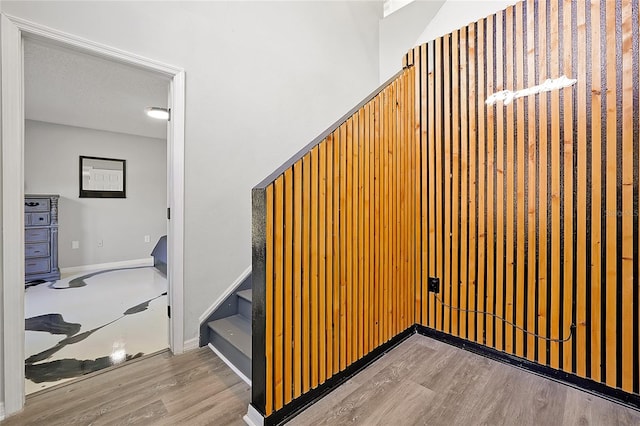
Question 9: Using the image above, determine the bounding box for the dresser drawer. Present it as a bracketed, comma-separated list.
[26, 212, 50, 226]
[25, 228, 49, 243]
[25, 258, 50, 275]
[25, 198, 50, 212]
[25, 242, 50, 258]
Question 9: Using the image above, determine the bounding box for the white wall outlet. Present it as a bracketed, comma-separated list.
[72, 241, 79, 249]
[97, 240, 103, 248]
[144, 235, 150, 243]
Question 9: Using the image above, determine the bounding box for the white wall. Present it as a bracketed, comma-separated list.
[379, 0, 445, 83]
[24, 120, 167, 268]
[379, 0, 518, 83]
[414, 0, 519, 45]
[0, 0, 382, 358]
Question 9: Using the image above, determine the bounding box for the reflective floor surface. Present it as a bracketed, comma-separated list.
[24, 266, 168, 394]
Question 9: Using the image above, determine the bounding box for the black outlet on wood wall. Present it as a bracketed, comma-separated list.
[428, 277, 440, 293]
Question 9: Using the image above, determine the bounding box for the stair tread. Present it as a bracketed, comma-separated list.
[236, 289, 252, 303]
[207, 314, 251, 358]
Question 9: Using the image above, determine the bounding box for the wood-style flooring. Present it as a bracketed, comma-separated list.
[2, 335, 639, 425]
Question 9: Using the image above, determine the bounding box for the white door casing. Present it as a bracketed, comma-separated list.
[0, 13, 186, 417]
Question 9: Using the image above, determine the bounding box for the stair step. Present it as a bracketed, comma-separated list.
[236, 289, 252, 302]
[207, 314, 252, 378]
[237, 289, 252, 319]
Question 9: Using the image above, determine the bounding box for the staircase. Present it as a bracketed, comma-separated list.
[200, 273, 252, 382]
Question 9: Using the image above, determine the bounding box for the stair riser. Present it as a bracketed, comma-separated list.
[209, 328, 252, 378]
[238, 295, 252, 319]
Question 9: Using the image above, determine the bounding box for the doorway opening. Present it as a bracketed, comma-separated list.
[1, 13, 185, 416]
[23, 37, 171, 394]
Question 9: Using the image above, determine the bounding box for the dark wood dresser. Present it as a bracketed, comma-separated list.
[25, 194, 60, 283]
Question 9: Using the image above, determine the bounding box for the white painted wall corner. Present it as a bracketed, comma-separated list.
[243, 403, 264, 426]
[198, 265, 251, 323]
[182, 337, 199, 352]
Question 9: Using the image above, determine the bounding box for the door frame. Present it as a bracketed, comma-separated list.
[1, 13, 186, 416]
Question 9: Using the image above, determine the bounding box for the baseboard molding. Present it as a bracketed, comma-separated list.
[199, 265, 251, 323]
[0, 402, 5, 421]
[208, 343, 252, 386]
[244, 404, 264, 426]
[183, 337, 199, 352]
[60, 257, 153, 275]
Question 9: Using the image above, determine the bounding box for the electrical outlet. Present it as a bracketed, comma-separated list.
[72, 241, 79, 249]
[97, 240, 103, 248]
[428, 277, 440, 293]
[144, 235, 150, 243]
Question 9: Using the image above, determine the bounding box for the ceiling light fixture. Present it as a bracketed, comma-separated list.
[145, 107, 170, 120]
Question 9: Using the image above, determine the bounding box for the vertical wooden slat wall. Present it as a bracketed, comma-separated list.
[411, 0, 640, 398]
[253, 0, 640, 420]
[260, 68, 419, 417]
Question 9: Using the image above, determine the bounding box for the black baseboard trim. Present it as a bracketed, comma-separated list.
[415, 325, 640, 412]
[264, 326, 416, 426]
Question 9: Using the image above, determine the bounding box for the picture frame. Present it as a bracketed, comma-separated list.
[79, 155, 126, 198]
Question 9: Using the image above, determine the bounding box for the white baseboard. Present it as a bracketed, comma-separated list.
[0, 402, 5, 421]
[183, 337, 199, 352]
[198, 265, 251, 323]
[207, 343, 251, 386]
[60, 257, 154, 275]
[243, 404, 264, 426]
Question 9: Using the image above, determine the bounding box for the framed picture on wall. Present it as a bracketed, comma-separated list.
[79, 156, 126, 198]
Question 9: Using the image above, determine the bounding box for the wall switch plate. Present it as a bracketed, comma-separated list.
[72, 241, 79, 249]
[144, 235, 150, 243]
[428, 277, 440, 293]
[97, 240, 103, 248]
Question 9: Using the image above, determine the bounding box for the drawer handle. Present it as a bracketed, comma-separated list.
[38, 217, 44, 221]
[33, 250, 41, 254]
[25, 202, 40, 207]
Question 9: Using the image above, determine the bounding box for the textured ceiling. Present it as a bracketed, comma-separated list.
[24, 39, 169, 140]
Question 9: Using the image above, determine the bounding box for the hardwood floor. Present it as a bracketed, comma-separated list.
[288, 335, 640, 426]
[2, 335, 639, 425]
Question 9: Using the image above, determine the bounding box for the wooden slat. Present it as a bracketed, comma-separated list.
[274, 177, 284, 410]
[604, 0, 617, 388]
[318, 142, 327, 385]
[435, 38, 444, 332]
[325, 135, 334, 379]
[420, 42, 429, 328]
[293, 163, 303, 399]
[451, 30, 460, 338]
[459, 28, 469, 340]
[357, 107, 365, 358]
[575, 0, 588, 379]
[302, 154, 311, 391]
[332, 128, 341, 376]
[443, 34, 452, 336]
[428, 42, 437, 329]
[526, 1, 537, 362]
[563, 0, 576, 375]
[514, 1, 526, 359]
[588, 0, 601, 383]
[621, 0, 634, 393]
[310, 147, 319, 389]
[549, 0, 561, 369]
[485, 14, 495, 349]
[495, 10, 505, 353]
[504, 5, 515, 355]
[537, 0, 549, 364]
[374, 94, 382, 347]
[339, 123, 348, 371]
[283, 169, 294, 404]
[470, 22, 480, 343]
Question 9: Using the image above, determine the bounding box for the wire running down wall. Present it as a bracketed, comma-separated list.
[407, 0, 640, 396]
